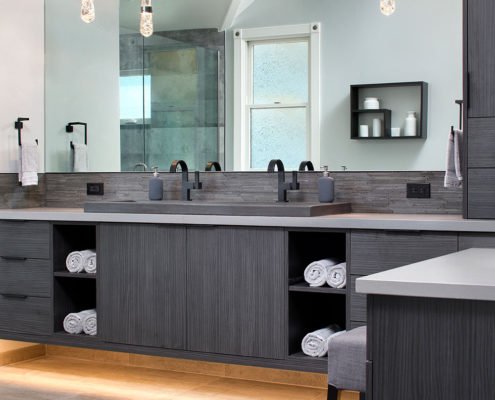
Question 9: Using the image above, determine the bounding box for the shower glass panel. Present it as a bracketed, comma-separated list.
[119, 29, 224, 172]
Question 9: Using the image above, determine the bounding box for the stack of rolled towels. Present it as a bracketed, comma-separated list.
[301, 325, 343, 357]
[66, 249, 97, 274]
[63, 309, 97, 336]
[304, 258, 346, 289]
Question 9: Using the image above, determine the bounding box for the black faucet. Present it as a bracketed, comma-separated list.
[205, 161, 222, 171]
[169, 160, 202, 201]
[267, 159, 300, 202]
[298, 160, 315, 171]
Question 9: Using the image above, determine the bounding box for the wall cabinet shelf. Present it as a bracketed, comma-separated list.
[350, 81, 428, 139]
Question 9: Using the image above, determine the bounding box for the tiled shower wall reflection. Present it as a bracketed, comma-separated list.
[119, 29, 225, 172]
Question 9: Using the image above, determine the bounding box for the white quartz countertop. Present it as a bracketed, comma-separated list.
[356, 248, 495, 301]
[0, 208, 495, 232]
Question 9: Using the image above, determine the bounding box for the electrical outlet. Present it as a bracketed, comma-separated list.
[407, 183, 430, 199]
[87, 183, 104, 196]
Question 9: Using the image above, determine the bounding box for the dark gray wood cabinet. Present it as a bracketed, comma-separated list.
[349, 230, 458, 324]
[459, 232, 495, 249]
[368, 295, 495, 400]
[464, 0, 495, 218]
[466, 0, 495, 118]
[186, 227, 286, 359]
[98, 223, 187, 349]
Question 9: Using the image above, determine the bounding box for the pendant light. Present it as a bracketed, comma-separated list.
[140, 0, 154, 37]
[80, 0, 95, 23]
[380, 0, 396, 16]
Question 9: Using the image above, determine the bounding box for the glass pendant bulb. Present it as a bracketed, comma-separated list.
[140, 0, 154, 38]
[380, 0, 396, 16]
[81, 0, 95, 23]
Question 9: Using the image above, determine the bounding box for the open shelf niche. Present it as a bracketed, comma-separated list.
[52, 223, 98, 337]
[287, 229, 347, 363]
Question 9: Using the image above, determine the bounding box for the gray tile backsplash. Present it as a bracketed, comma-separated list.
[0, 174, 45, 209]
[38, 171, 462, 214]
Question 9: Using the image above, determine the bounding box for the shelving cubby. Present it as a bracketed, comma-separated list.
[52, 223, 98, 337]
[350, 81, 428, 140]
[287, 229, 347, 364]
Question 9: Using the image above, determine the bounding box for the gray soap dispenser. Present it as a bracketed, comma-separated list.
[318, 166, 334, 203]
[149, 167, 163, 201]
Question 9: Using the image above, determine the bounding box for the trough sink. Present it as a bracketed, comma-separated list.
[83, 200, 351, 217]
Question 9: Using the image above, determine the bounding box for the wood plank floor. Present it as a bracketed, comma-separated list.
[0, 356, 331, 400]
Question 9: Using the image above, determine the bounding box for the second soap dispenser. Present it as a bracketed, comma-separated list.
[318, 166, 334, 203]
[149, 167, 163, 201]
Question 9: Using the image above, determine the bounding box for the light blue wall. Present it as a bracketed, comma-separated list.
[226, 0, 462, 171]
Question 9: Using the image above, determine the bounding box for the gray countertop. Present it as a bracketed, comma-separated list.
[356, 248, 495, 301]
[0, 208, 495, 232]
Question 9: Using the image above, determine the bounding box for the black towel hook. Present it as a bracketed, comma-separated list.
[66, 122, 88, 149]
[15, 117, 37, 146]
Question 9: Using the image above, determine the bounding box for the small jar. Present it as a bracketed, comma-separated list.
[363, 97, 380, 110]
[404, 111, 417, 136]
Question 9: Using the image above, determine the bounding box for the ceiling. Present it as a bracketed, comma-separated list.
[119, 0, 237, 32]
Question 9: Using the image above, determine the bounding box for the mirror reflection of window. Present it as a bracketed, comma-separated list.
[249, 39, 309, 170]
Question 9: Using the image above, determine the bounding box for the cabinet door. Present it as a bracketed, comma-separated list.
[467, 119, 495, 168]
[467, 0, 495, 118]
[187, 227, 286, 359]
[99, 223, 186, 349]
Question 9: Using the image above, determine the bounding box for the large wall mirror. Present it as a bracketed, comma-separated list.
[45, 0, 462, 173]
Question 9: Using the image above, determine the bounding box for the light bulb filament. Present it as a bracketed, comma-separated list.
[380, 0, 396, 16]
[81, 0, 95, 23]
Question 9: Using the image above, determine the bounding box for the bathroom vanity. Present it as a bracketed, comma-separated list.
[357, 249, 495, 399]
[0, 209, 494, 373]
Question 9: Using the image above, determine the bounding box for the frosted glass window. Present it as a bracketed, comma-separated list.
[120, 75, 151, 121]
[250, 108, 306, 169]
[252, 41, 308, 105]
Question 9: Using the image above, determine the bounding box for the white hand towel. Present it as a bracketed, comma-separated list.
[84, 252, 97, 274]
[444, 129, 463, 188]
[63, 309, 96, 335]
[326, 262, 347, 289]
[66, 250, 96, 273]
[304, 258, 341, 287]
[301, 325, 342, 357]
[18, 141, 39, 187]
[72, 143, 89, 172]
[82, 310, 97, 336]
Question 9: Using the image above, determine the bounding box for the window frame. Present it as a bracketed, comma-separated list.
[233, 23, 321, 171]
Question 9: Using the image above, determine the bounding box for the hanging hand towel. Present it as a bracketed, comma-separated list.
[72, 143, 89, 172]
[326, 262, 347, 289]
[301, 325, 342, 357]
[304, 258, 341, 287]
[18, 140, 39, 186]
[444, 129, 463, 188]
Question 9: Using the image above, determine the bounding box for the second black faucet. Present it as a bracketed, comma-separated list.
[169, 160, 202, 201]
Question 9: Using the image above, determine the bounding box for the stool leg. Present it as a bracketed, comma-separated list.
[327, 385, 338, 400]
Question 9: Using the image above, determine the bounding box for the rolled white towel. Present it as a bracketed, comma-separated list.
[304, 258, 341, 287]
[63, 309, 96, 335]
[326, 262, 347, 289]
[66, 250, 96, 273]
[84, 252, 97, 274]
[82, 310, 97, 336]
[301, 325, 342, 357]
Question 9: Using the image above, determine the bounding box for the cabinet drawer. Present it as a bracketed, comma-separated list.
[0, 296, 50, 335]
[0, 258, 50, 297]
[0, 221, 50, 259]
[350, 275, 367, 322]
[350, 231, 458, 275]
[467, 169, 495, 219]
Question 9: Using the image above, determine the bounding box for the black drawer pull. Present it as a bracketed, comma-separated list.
[1, 293, 28, 300]
[0, 256, 28, 261]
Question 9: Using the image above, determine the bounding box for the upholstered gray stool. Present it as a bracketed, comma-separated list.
[327, 326, 367, 400]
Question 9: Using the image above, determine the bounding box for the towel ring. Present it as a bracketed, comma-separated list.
[66, 122, 88, 149]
